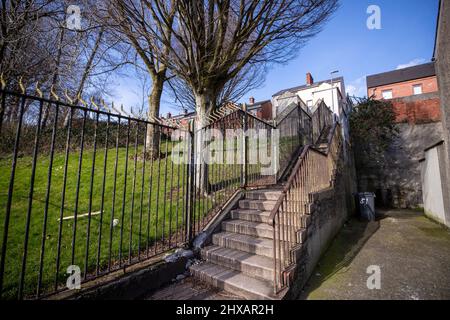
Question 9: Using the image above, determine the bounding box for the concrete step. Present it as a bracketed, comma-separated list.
[231, 209, 271, 224]
[246, 189, 283, 201]
[201, 245, 274, 282]
[190, 262, 279, 300]
[222, 220, 274, 239]
[212, 232, 274, 258]
[272, 214, 312, 229]
[231, 209, 311, 228]
[222, 219, 306, 243]
[277, 202, 315, 215]
[239, 199, 277, 211]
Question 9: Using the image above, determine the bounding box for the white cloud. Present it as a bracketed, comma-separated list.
[346, 76, 367, 98]
[396, 58, 426, 70]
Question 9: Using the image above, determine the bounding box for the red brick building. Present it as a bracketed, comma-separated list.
[247, 97, 273, 121]
[367, 62, 441, 123]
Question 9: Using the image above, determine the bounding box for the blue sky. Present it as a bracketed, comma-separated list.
[111, 0, 440, 116]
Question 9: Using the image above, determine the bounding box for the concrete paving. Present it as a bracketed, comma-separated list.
[145, 277, 240, 300]
[300, 209, 450, 300]
[145, 209, 450, 300]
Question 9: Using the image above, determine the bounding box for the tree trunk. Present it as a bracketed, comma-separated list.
[62, 27, 104, 128]
[0, 0, 8, 67]
[193, 90, 217, 194]
[146, 74, 164, 159]
[42, 26, 65, 130]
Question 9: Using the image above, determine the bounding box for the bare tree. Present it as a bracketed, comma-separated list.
[0, 0, 62, 123]
[167, 62, 267, 112]
[61, 24, 107, 127]
[129, 0, 338, 191]
[0, 0, 129, 127]
[106, 0, 177, 158]
[131, 0, 339, 127]
[0, 0, 60, 76]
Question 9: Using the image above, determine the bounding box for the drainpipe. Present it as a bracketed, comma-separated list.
[330, 70, 339, 115]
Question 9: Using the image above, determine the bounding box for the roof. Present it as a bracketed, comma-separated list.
[171, 111, 196, 119]
[366, 62, 436, 88]
[248, 100, 271, 110]
[272, 76, 344, 97]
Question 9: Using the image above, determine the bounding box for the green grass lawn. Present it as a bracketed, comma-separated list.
[0, 130, 282, 299]
[0, 139, 198, 299]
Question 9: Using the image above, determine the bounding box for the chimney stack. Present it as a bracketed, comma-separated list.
[166, 112, 172, 119]
[249, 97, 255, 105]
[306, 72, 314, 86]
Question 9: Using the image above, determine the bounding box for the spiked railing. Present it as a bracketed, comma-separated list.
[312, 99, 334, 143]
[269, 122, 342, 293]
[0, 78, 191, 299]
[274, 100, 312, 181]
[190, 106, 277, 235]
[0, 74, 341, 299]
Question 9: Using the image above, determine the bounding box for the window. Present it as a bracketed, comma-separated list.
[306, 100, 313, 108]
[382, 90, 393, 100]
[413, 84, 422, 95]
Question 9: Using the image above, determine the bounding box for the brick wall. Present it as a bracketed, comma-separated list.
[391, 92, 441, 124]
[251, 101, 273, 120]
[261, 101, 273, 120]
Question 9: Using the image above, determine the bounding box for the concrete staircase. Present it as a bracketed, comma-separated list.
[190, 188, 297, 300]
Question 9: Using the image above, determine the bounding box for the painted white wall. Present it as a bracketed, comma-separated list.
[272, 79, 352, 147]
[421, 146, 447, 225]
[272, 79, 346, 117]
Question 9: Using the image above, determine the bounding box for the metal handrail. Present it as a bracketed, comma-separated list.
[268, 146, 327, 225]
[275, 101, 311, 126]
[270, 121, 341, 293]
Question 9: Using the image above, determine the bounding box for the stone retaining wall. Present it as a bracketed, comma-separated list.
[356, 122, 444, 209]
[284, 150, 356, 299]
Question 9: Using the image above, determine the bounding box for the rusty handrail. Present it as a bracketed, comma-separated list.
[269, 123, 338, 226]
[269, 146, 312, 225]
[270, 120, 342, 293]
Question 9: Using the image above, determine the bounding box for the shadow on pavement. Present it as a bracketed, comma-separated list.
[299, 213, 381, 299]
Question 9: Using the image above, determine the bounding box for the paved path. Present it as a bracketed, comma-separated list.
[300, 210, 450, 300]
[145, 277, 240, 300]
[145, 209, 450, 300]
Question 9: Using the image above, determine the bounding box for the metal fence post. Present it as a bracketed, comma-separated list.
[241, 104, 248, 187]
[185, 120, 196, 243]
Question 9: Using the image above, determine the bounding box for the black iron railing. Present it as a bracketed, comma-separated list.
[270, 122, 342, 293]
[0, 87, 336, 299]
[275, 100, 312, 181]
[0, 89, 190, 299]
[191, 107, 278, 235]
[312, 99, 334, 143]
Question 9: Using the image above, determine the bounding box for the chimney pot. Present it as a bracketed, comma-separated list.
[167, 112, 172, 119]
[249, 97, 255, 105]
[306, 73, 314, 86]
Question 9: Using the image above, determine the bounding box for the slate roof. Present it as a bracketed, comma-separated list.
[248, 100, 271, 110]
[272, 77, 344, 97]
[171, 111, 196, 119]
[366, 62, 436, 88]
